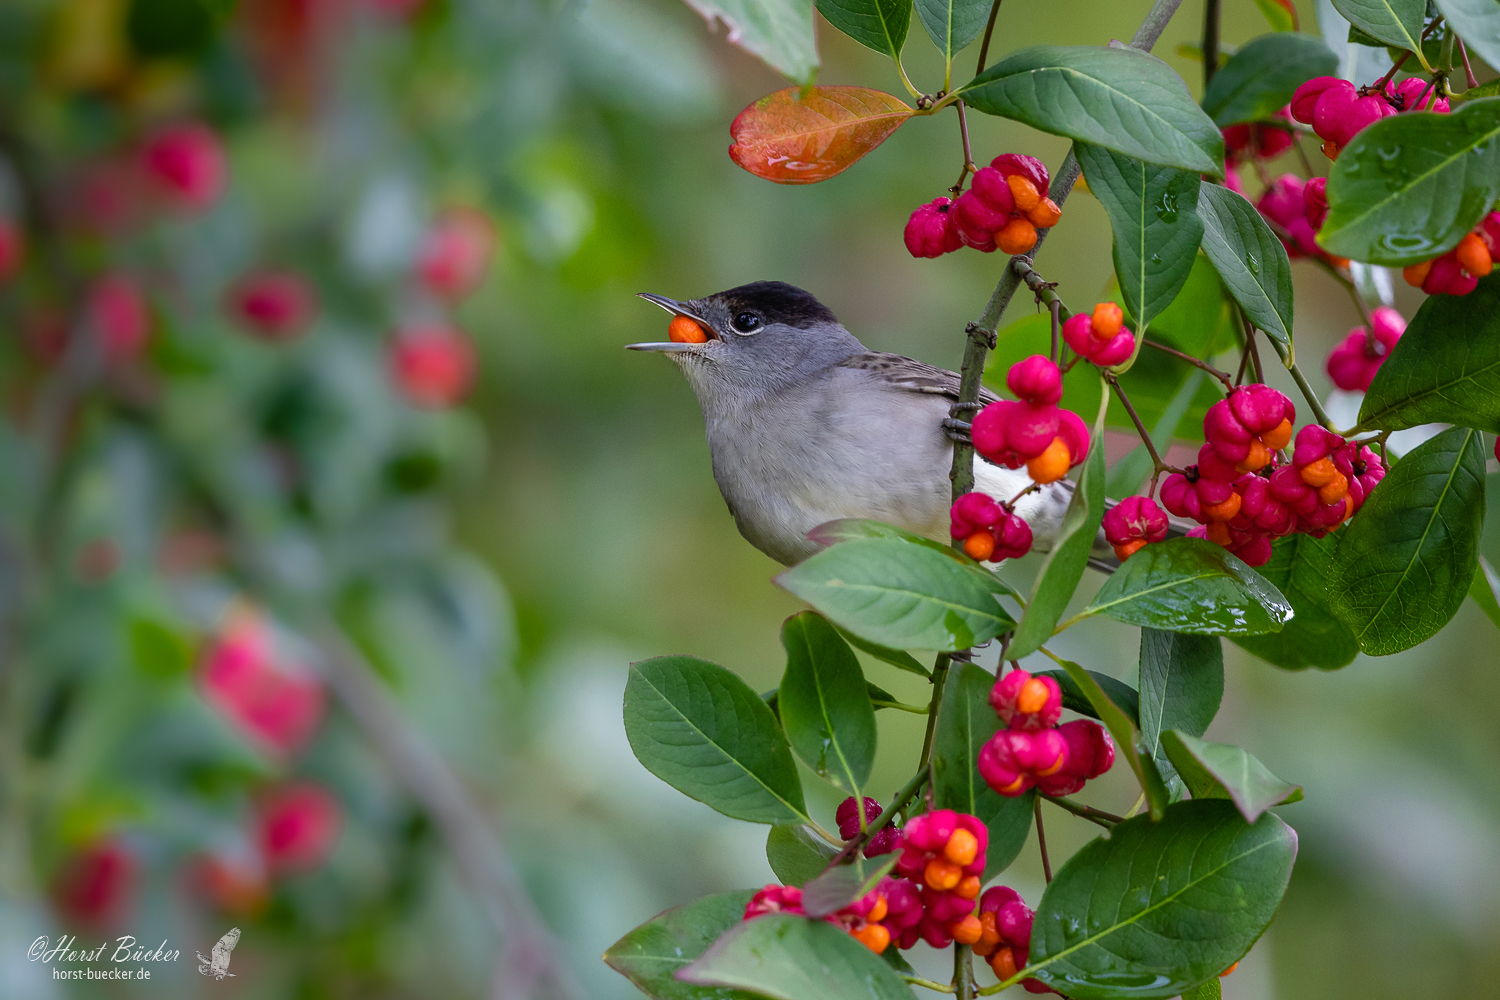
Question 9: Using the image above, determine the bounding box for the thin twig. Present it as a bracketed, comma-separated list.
[826, 765, 931, 867]
[1201, 0, 1220, 88]
[1105, 373, 1177, 477]
[1034, 797, 1053, 882]
[1458, 38, 1479, 89]
[1048, 297, 1061, 364]
[1372, 49, 1412, 93]
[1240, 315, 1264, 384]
[956, 943, 975, 1000]
[906, 976, 958, 993]
[975, 0, 1004, 75]
[950, 102, 978, 194]
[1142, 339, 1234, 390]
[1042, 794, 1124, 827]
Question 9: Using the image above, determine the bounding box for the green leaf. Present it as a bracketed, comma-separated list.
[961, 46, 1224, 176]
[1252, 0, 1297, 31]
[1230, 533, 1360, 670]
[779, 612, 877, 793]
[932, 662, 1036, 879]
[1034, 668, 1141, 726]
[1026, 800, 1298, 999]
[1076, 537, 1293, 635]
[801, 856, 897, 917]
[625, 657, 809, 824]
[1331, 0, 1426, 53]
[1147, 255, 1242, 360]
[604, 890, 761, 1000]
[816, 0, 910, 59]
[767, 825, 837, 887]
[1008, 383, 1110, 660]
[1460, 77, 1500, 100]
[1201, 33, 1338, 125]
[1107, 370, 1206, 497]
[1196, 181, 1295, 350]
[776, 538, 1016, 652]
[679, 913, 916, 999]
[683, 0, 819, 84]
[1074, 143, 1204, 331]
[128, 616, 194, 677]
[840, 629, 932, 678]
[1439, 0, 1500, 71]
[912, 0, 989, 62]
[1358, 274, 1500, 433]
[1161, 730, 1303, 823]
[1053, 656, 1171, 821]
[1138, 629, 1223, 792]
[1320, 99, 1500, 265]
[809, 518, 1021, 600]
[1329, 426, 1487, 654]
[1469, 555, 1500, 631]
[1183, 977, 1224, 1000]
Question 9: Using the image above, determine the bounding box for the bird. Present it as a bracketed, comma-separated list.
[197, 927, 240, 980]
[628, 280, 1082, 567]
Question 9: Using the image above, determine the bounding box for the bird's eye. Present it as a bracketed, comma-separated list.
[732, 312, 762, 333]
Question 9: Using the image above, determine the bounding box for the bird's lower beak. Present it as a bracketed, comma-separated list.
[628, 292, 717, 352]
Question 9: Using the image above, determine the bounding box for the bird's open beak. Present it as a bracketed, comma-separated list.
[627, 293, 717, 352]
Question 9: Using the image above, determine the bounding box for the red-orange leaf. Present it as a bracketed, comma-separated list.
[729, 86, 916, 184]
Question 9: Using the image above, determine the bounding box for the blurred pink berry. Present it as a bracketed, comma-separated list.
[1326, 306, 1405, 391]
[226, 270, 317, 341]
[258, 782, 342, 874]
[199, 612, 326, 758]
[416, 207, 496, 299]
[141, 122, 227, 211]
[85, 274, 151, 361]
[390, 325, 477, 407]
[53, 838, 136, 927]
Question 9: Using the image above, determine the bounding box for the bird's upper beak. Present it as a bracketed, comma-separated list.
[627, 293, 717, 352]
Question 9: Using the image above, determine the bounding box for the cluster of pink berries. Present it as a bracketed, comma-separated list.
[978, 670, 1115, 798]
[1402, 212, 1500, 297]
[972, 356, 1091, 485]
[1325, 306, 1406, 392]
[905, 155, 1062, 259]
[1291, 76, 1449, 160]
[950, 492, 1034, 563]
[1062, 302, 1137, 367]
[1223, 109, 1294, 164]
[1144, 385, 1385, 566]
[1255, 174, 1345, 264]
[1102, 496, 1170, 562]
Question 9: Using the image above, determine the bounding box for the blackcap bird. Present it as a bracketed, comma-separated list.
[627, 281, 1078, 566]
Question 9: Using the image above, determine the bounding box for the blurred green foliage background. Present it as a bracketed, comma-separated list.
[1, 0, 1498, 997]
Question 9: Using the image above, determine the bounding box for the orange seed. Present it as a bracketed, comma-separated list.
[950, 914, 983, 946]
[1091, 302, 1124, 337]
[1026, 436, 1071, 484]
[944, 828, 980, 867]
[853, 923, 891, 954]
[1016, 677, 1051, 714]
[1456, 232, 1494, 277]
[1006, 175, 1041, 212]
[1261, 418, 1293, 451]
[1403, 260, 1433, 288]
[964, 530, 996, 562]
[924, 857, 962, 891]
[996, 218, 1038, 255]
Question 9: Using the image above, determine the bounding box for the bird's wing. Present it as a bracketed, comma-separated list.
[836, 352, 1000, 405]
[212, 928, 240, 967]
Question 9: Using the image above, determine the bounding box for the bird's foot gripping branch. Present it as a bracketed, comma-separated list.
[608, 0, 1500, 996]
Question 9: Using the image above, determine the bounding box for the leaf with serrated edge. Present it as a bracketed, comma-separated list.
[1074, 143, 1203, 331]
[1196, 181, 1294, 350]
[1331, 0, 1426, 53]
[680, 913, 916, 999]
[961, 46, 1224, 176]
[1231, 533, 1359, 670]
[1008, 382, 1110, 659]
[604, 890, 760, 1000]
[816, 0, 911, 59]
[682, 0, 818, 83]
[1077, 537, 1292, 635]
[767, 825, 836, 887]
[779, 612, 877, 793]
[1358, 273, 1500, 433]
[1329, 426, 1486, 654]
[932, 662, 1035, 879]
[625, 657, 809, 824]
[1162, 730, 1302, 823]
[1025, 800, 1297, 999]
[729, 87, 915, 184]
[776, 537, 1016, 652]
[1052, 655, 1170, 821]
[1320, 100, 1500, 266]
[1201, 33, 1337, 125]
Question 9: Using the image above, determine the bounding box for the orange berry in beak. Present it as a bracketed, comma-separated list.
[668, 315, 708, 343]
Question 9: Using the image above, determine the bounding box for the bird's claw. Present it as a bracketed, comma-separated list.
[942, 417, 973, 444]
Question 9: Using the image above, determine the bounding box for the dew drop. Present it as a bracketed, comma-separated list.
[1246, 253, 1259, 275]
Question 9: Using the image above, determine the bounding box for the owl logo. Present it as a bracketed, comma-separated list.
[197, 927, 240, 980]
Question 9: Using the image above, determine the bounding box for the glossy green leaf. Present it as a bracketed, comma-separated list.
[1201, 33, 1338, 125]
[1331, 0, 1426, 53]
[1138, 629, 1223, 793]
[961, 46, 1224, 176]
[1026, 800, 1297, 999]
[625, 657, 809, 824]
[1162, 730, 1303, 823]
[801, 856, 897, 917]
[604, 890, 761, 1000]
[1076, 538, 1292, 635]
[1438, 0, 1500, 71]
[913, 0, 989, 62]
[839, 628, 932, 678]
[932, 662, 1036, 879]
[1008, 384, 1109, 660]
[1183, 977, 1224, 1000]
[1231, 533, 1360, 670]
[816, 0, 910, 59]
[1054, 656, 1170, 821]
[808, 518, 1021, 599]
[1252, 0, 1297, 31]
[767, 825, 837, 887]
[1320, 100, 1500, 265]
[1034, 668, 1141, 726]
[1196, 181, 1295, 349]
[1329, 427, 1487, 654]
[683, 0, 819, 84]
[1147, 256, 1242, 360]
[1469, 556, 1500, 631]
[1358, 274, 1500, 433]
[1074, 143, 1203, 331]
[779, 612, 877, 793]
[680, 913, 916, 999]
[777, 538, 1016, 652]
